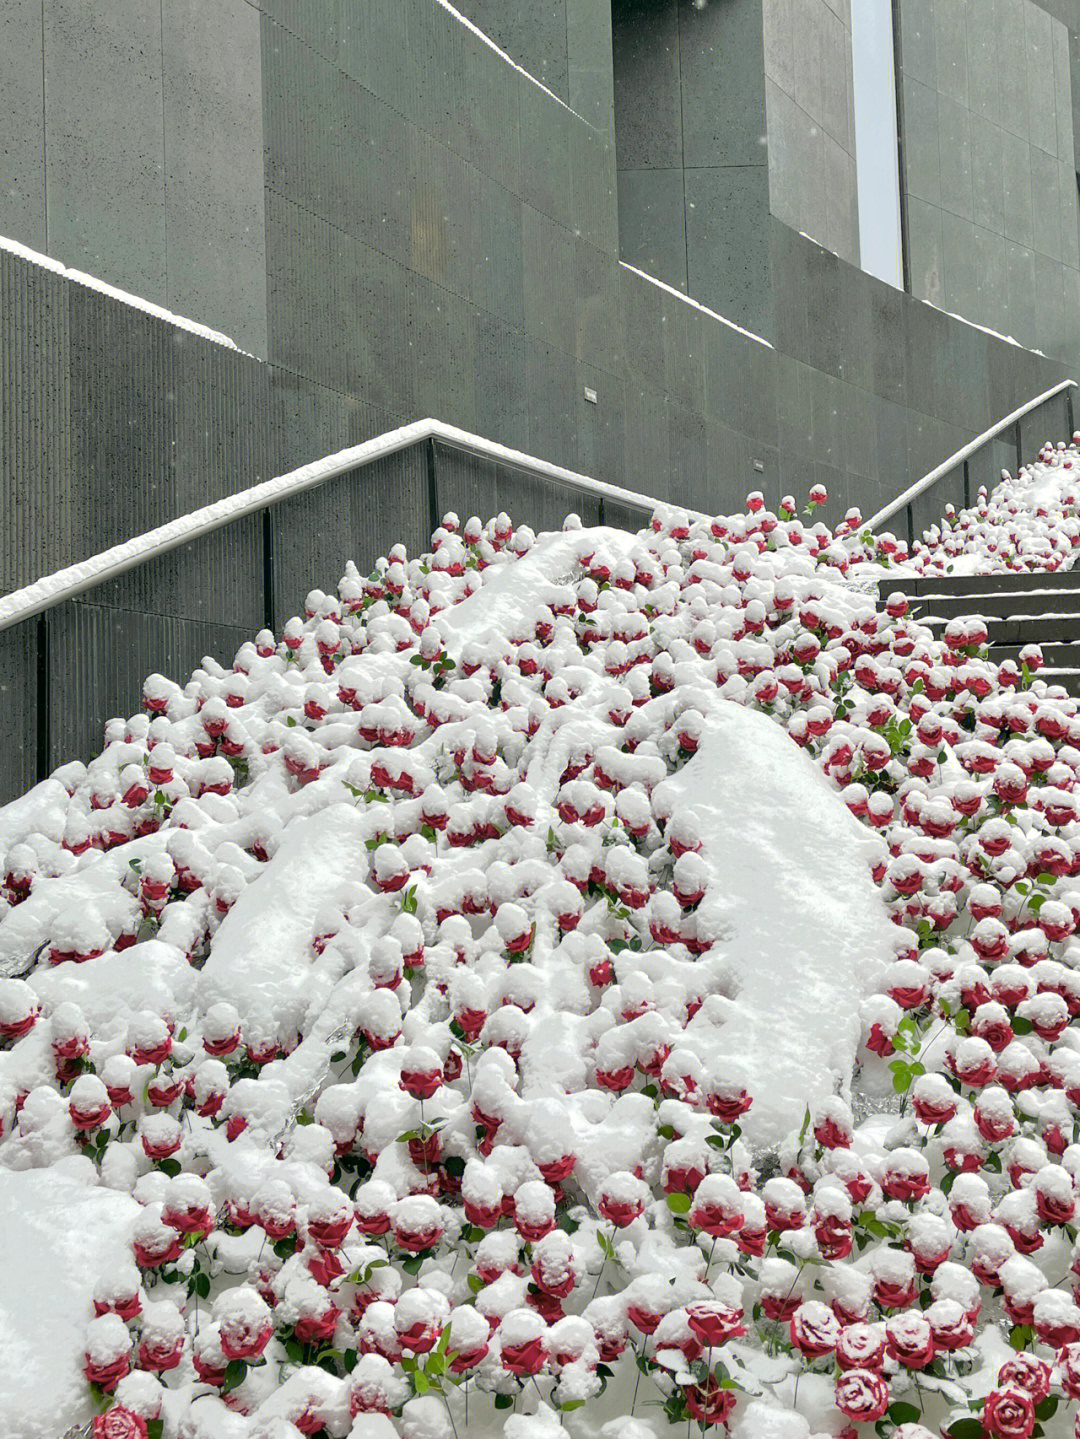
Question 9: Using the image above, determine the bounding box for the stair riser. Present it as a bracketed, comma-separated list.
[910, 591, 1080, 621]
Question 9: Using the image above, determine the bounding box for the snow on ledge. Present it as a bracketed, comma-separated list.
[620, 263, 774, 349]
[434, 0, 586, 121]
[0, 233, 241, 352]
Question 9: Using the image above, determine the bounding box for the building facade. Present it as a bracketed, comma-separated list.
[0, 0, 1078, 792]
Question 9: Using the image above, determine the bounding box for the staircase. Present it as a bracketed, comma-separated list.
[897, 569, 1080, 696]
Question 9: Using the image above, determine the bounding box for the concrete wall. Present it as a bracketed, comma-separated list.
[2, 0, 1079, 801]
[898, 0, 1080, 362]
[611, 0, 772, 337]
[0, 0, 268, 355]
[763, 0, 860, 266]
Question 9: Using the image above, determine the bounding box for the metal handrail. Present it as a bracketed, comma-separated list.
[0, 419, 697, 637]
[864, 378, 1078, 546]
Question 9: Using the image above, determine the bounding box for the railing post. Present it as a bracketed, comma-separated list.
[1015, 419, 1023, 473]
[1067, 386, 1075, 442]
[598, 497, 606, 527]
[35, 612, 50, 781]
[426, 438, 440, 544]
[262, 508, 276, 633]
[962, 458, 970, 510]
[906, 502, 915, 552]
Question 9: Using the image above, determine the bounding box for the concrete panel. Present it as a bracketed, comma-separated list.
[970, 224, 1008, 331]
[525, 337, 579, 471]
[679, 0, 767, 169]
[964, 0, 999, 124]
[683, 166, 772, 340]
[573, 240, 622, 375]
[333, 0, 407, 111]
[610, 0, 682, 169]
[996, 0, 1029, 140]
[937, 93, 974, 223]
[940, 206, 979, 328]
[1031, 146, 1062, 261]
[1052, 18, 1074, 169]
[449, 0, 569, 103]
[473, 173, 525, 329]
[762, 0, 796, 95]
[522, 204, 575, 347]
[1060, 164, 1080, 271]
[0, 0, 46, 249]
[459, 28, 522, 197]
[1001, 130, 1035, 248]
[407, 126, 478, 305]
[48, 601, 250, 769]
[901, 77, 942, 209]
[405, 275, 478, 432]
[933, 0, 969, 108]
[1025, 2, 1058, 156]
[475, 312, 529, 450]
[615, 169, 688, 293]
[822, 134, 858, 265]
[566, 0, 615, 137]
[898, 0, 937, 88]
[971, 119, 1005, 236]
[43, 0, 166, 298]
[1034, 248, 1066, 357]
[162, 0, 267, 355]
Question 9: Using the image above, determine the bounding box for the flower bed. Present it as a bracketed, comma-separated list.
[3, 444, 1080, 1438]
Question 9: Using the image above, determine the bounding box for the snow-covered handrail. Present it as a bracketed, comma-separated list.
[864, 378, 1077, 538]
[0, 419, 693, 635]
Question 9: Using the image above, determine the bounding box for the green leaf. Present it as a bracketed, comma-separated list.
[494, 1393, 515, 1409]
[560, 1400, 586, 1412]
[945, 1421, 985, 1439]
[467, 1273, 486, 1294]
[1035, 1396, 1058, 1421]
[666, 1191, 692, 1214]
[1012, 1016, 1033, 1035]
[889, 1401, 922, 1424]
[158, 1158, 181, 1178]
[412, 1369, 431, 1394]
[222, 1359, 247, 1393]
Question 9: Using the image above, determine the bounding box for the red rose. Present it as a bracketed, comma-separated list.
[684, 1380, 737, 1426]
[836, 1323, 885, 1371]
[998, 1353, 1051, 1402]
[501, 1335, 547, 1376]
[137, 1333, 184, 1372]
[982, 1386, 1035, 1439]
[93, 1412, 148, 1439]
[686, 1301, 746, 1348]
[885, 1313, 935, 1369]
[84, 1351, 130, 1392]
[834, 1368, 890, 1423]
[789, 1302, 840, 1358]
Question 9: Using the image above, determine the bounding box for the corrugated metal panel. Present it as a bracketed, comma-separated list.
[0, 618, 37, 803]
[0, 249, 71, 592]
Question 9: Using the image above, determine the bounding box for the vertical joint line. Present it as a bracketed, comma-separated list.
[36, 613, 50, 782]
[906, 502, 914, 553]
[160, 0, 168, 305]
[890, 0, 911, 294]
[426, 439, 441, 546]
[263, 507, 275, 632]
[41, 0, 48, 250]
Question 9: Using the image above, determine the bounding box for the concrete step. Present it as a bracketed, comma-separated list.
[895, 567, 1080, 598]
[920, 615, 1080, 645]
[991, 642, 1080, 670]
[909, 589, 1080, 622]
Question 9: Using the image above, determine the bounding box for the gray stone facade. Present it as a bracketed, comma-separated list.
[1, 0, 1079, 799]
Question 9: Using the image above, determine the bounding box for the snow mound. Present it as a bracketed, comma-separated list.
[0, 1164, 138, 1436]
[654, 702, 893, 1147]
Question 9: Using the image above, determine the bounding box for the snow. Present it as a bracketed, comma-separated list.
[198, 803, 369, 1039]
[0, 232, 240, 351]
[0, 1164, 139, 1436]
[653, 700, 895, 1148]
[619, 262, 774, 349]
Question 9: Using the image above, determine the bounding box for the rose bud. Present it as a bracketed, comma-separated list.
[688, 1173, 745, 1238]
[138, 1113, 182, 1163]
[687, 1300, 747, 1348]
[926, 1298, 974, 1352]
[885, 1311, 935, 1369]
[997, 1352, 1051, 1403]
[84, 1313, 132, 1392]
[304, 1188, 354, 1249]
[789, 1300, 840, 1358]
[834, 1368, 890, 1425]
[215, 1285, 274, 1362]
[836, 1322, 886, 1371]
[69, 1074, 112, 1133]
[131, 1205, 183, 1269]
[93, 1411, 148, 1439]
[513, 1180, 556, 1242]
[201, 1001, 242, 1057]
[399, 1045, 443, 1100]
[0, 978, 39, 1041]
[191, 1323, 229, 1387]
[445, 1308, 491, 1374]
[391, 1194, 444, 1253]
[135, 1301, 185, 1373]
[498, 1309, 548, 1376]
[126, 1010, 172, 1066]
[161, 1174, 214, 1236]
[597, 1171, 648, 1228]
[981, 1386, 1035, 1439]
